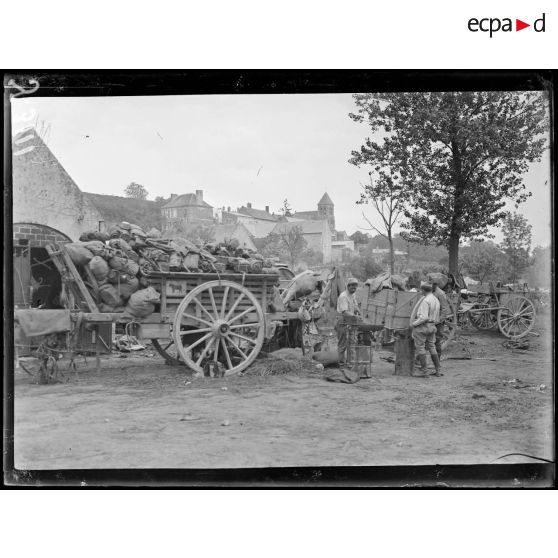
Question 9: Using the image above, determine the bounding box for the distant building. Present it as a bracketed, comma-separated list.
[161, 190, 214, 232]
[270, 220, 332, 263]
[331, 240, 355, 262]
[212, 223, 257, 252]
[292, 192, 335, 232]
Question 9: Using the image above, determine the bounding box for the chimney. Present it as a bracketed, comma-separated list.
[195, 189, 203, 204]
[170, 193, 177, 200]
[265, 205, 269, 213]
[227, 206, 231, 212]
[247, 202, 252, 209]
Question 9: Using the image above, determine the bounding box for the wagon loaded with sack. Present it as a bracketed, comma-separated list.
[356, 273, 458, 350]
[16, 225, 300, 378]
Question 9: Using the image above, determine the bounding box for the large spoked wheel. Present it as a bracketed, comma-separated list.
[467, 297, 498, 331]
[152, 337, 183, 366]
[497, 295, 536, 339]
[172, 280, 265, 376]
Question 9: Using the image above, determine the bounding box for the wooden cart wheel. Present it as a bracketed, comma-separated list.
[468, 303, 498, 331]
[152, 337, 183, 366]
[497, 295, 536, 339]
[172, 280, 265, 376]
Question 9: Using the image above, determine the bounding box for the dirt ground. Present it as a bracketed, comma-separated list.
[13, 314, 554, 470]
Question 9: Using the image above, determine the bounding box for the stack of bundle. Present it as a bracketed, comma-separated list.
[63, 222, 284, 316]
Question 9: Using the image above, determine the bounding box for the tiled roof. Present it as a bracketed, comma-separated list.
[162, 193, 212, 209]
[292, 210, 320, 220]
[318, 192, 334, 206]
[271, 220, 327, 235]
[236, 206, 280, 221]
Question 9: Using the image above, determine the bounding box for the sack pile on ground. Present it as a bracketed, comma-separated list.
[69, 221, 285, 317]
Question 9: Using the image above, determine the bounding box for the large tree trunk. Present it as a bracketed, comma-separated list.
[448, 234, 460, 276]
[388, 232, 395, 274]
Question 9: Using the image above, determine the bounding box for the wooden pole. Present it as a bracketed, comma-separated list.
[394, 327, 415, 376]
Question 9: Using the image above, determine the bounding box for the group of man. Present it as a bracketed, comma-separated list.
[336, 277, 451, 378]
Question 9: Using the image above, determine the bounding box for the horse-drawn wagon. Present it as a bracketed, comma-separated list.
[458, 282, 537, 339]
[15, 242, 300, 380]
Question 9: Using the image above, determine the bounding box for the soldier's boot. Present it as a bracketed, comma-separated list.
[413, 354, 429, 378]
[430, 353, 443, 376]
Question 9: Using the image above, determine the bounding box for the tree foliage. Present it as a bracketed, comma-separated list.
[528, 246, 551, 289]
[357, 172, 406, 273]
[349, 92, 548, 274]
[124, 182, 149, 200]
[460, 241, 506, 284]
[349, 231, 371, 245]
[280, 199, 293, 217]
[500, 212, 532, 283]
[261, 225, 307, 267]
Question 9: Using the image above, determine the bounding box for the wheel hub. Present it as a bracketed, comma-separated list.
[212, 319, 230, 337]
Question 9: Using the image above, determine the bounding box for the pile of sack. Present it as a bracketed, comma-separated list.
[65, 221, 285, 317]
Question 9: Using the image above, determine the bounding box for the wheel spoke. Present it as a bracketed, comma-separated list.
[221, 286, 230, 318]
[228, 322, 260, 330]
[182, 313, 213, 328]
[224, 293, 245, 321]
[225, 334, 248, 360]
[221, 338, 233, 369]
[208, 287, 219, 319]
[196, 337, 216, 366]
[186, 331, 213, 352]
[229, 331, 257, 345]
[179, 327, 213, 336]
[192, 296, 215, 323]
[213, 338, 220, 362]
[228, 306, 257, 325]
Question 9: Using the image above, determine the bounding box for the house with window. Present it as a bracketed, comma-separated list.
[161, 190, 214, 232]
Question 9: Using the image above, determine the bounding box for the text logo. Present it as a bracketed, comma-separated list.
[468, 13, 545, 37]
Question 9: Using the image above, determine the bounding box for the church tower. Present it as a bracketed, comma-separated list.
[317, 192, 335, 231]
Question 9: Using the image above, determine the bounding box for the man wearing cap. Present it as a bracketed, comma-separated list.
[431, 278, 451, 364]
[410, 281, 441, 377]
[336, 277, 361, 366]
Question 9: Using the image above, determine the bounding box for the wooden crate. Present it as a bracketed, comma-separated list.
[361, 288, 422, 330]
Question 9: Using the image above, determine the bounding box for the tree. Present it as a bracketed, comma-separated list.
[154, 195, 166, 205]
[461, 241, 506, 284]
[124, 182, 148, 200]
[261, 225, 307, 267]
[280, 199, 293, 217]
[356, 172, 406, 274]
[349, 231, 370, 245]
[528, 246, 551, 289]
[349, 92, 548, 275]
[500, 212, 532, 283]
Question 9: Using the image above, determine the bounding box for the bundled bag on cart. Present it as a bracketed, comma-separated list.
[88, 256, 110, 282]
[427, 272, 449, 290]
[99, 283, 123, 307]
[116, 276, 139, 301]
[64, 243, 94, 266]
[108, 255, 139, 277]
[124, 286, 161, 318]
[83, 241, 108, 257]
[79, 230, 110, 242]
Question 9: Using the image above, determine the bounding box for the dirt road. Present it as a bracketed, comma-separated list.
[14, 319, 553, 470]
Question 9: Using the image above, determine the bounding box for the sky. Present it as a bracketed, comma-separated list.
[12, 93, 552, 247]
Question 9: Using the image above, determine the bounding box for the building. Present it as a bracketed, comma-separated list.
[212, 223, 257, 252]
[331, 240, 355, 262]
[270, 220, 332, 263]
[161, 190, 214, 232]
[12, 127, 106, 308]
[12, 128, 105, 244]
[292, 192, 335, 232]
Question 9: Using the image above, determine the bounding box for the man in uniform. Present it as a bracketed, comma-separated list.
[336, 277, 361, 365]
[431, 277, 451, 367]
[410, 281, 441, 377]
